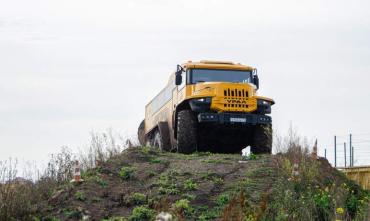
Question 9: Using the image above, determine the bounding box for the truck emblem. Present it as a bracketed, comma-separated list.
[226, 99, 247, 104]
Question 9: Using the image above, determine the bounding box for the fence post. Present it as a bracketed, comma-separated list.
[344, 142, 347, 168]
[352, 146, 354, 166]
[334, 136, 337, 167]
[349, 134, 352, 166]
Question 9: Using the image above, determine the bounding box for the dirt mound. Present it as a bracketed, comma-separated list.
[36, 147, 369, 221]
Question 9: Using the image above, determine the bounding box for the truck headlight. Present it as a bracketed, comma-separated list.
[257, 100, 270, 105]
[257, 99, 271, 114]
[196, 97, 211, 103]
[189, 97, 212, 112]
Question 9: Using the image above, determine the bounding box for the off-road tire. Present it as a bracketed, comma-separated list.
[177, 110, 197, 153]
[251, 124, 272, 154]
[137, 120, 146, 146]
[152, 130, 164, 150]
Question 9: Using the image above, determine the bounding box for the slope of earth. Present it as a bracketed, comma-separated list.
[36, 147, 369, 221]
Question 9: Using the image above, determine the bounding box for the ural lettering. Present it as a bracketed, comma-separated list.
[226, 99, 247, 104]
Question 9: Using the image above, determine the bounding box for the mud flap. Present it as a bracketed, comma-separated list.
[158, 122, 172, 151]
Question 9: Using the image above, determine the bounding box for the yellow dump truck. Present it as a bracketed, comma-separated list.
[138, 60, 275, 154]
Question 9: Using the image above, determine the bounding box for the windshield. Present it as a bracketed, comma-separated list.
[189, 69, 252, 84]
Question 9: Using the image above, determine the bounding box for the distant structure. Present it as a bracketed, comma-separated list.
[70, 160, 84, 183]
[311, 139, 318, 159]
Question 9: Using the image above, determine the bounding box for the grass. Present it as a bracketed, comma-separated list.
[74, 191, 86, 201]
[119, 166, 135, 180]
[200, 171, 224, 185]
[196, 206, 220, 221]
[128, 206, 155, 221]
[149, 158, 162, 164]
[201, 158, 225, 164]
[212, 177, 224, 185]
[62, 208, 81, 219]
[216, 193, 230, 207]
[184, 179, 198, 191]
[173, 199, 191, 216]
[182, 193, 196, 201]
[95, 175, 108, 188]
[131, 193, 147, 205]
[156, 174, 180, 195]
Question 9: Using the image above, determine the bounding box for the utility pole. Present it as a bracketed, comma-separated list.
[352, 145, 354, 167]
[344, 142, 347, 168]
[324, 148, 327, 159]
[349, 134, 352, 167]
[334, 135, 337, 167]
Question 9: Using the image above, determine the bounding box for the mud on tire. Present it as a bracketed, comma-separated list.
[251, 124, 272, 154]
[177, 110, 197, 153]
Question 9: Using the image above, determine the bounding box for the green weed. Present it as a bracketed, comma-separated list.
[95, 175, 108, 188]
[184, 179, 198, 191]
[131, 193, 146, 205]
[212, 177, 224, 185]
[119, 166, 135, 180]
[216, 193, 230, 207]
[173, 199, 190, 212]
[74, 191, 86, 201]
[81, 169, 97, 179]
[183, 193, 196, 201]
[149, 158, 162, 164]
[62, 208, 81, 219]
[128, 206, 155, 221]
[156, 175, 179, 195]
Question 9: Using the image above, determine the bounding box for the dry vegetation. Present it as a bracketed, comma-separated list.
[0, 128, 369, 221]
[0, 130, 136, 221]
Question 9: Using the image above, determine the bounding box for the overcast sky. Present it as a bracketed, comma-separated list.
[1, 0, 370, 167]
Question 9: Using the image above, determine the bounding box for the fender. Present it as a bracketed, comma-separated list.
[173, 101, 191, 139]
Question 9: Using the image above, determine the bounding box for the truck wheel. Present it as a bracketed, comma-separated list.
[251, 124, 272, 154]
[177, 110, 197, 153]
[152, 130, 164, 150]
[137, 120, 146, 146]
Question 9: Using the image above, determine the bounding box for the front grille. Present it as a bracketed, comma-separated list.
[222, 88, 249, 109]
[210, 86, 256, 112]
[223, 88, 248, 98]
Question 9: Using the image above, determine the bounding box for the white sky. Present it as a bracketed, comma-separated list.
[1, 0, 370, 167]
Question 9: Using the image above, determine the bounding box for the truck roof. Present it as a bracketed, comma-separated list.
[183, 60, 254, 71]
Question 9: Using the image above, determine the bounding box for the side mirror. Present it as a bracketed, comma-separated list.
[253, 75, 259, 89]
[175, 65, 183, 86]
[175, 72, 182, 85]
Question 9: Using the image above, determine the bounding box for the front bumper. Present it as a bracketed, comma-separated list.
[198, 112, 271, 125]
